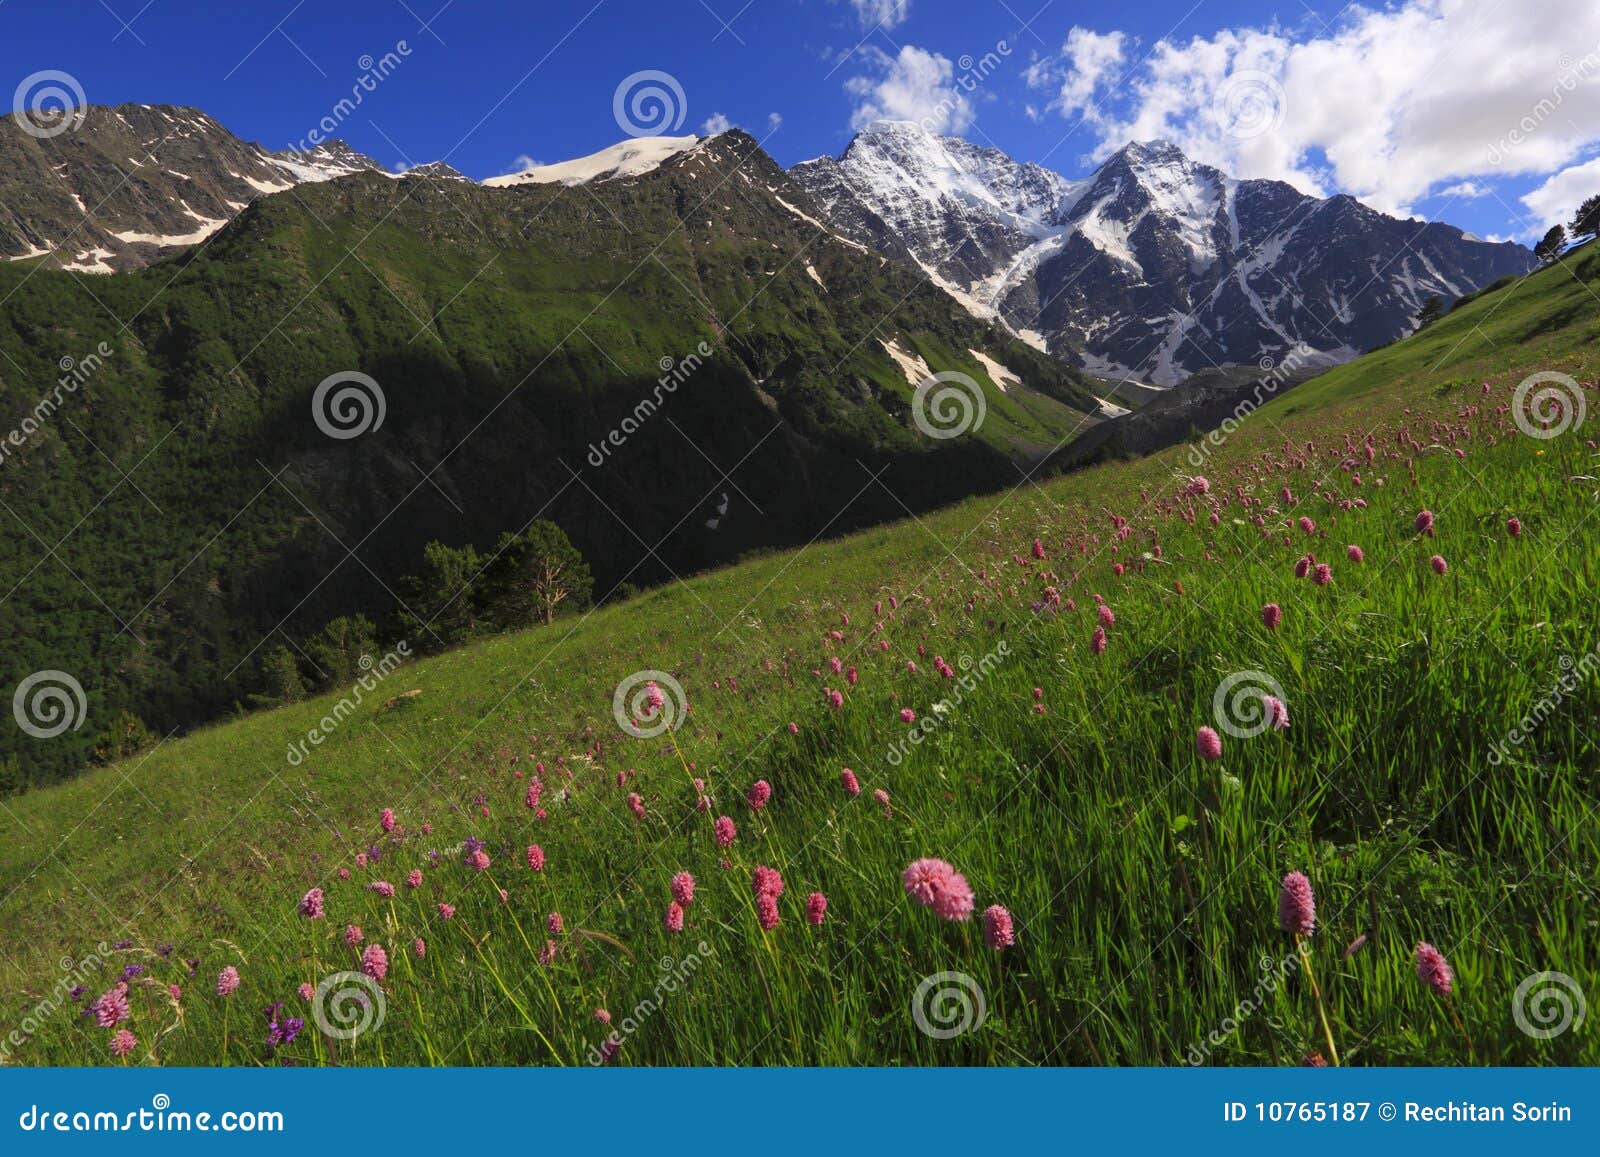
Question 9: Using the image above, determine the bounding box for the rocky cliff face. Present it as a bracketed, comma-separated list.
[792, 122, 1537, 384]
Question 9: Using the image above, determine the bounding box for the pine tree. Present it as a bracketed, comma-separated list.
[397, 540, 483, 651]
[1570, 195, 1600, 241]
[481, 521, 594, 627]
[1414, 295, 1446, 330]
[1535, 224, 1567, 264]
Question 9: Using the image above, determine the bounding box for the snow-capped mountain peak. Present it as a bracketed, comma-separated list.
[482, 135, 703, 188]
[790, 132, 1534, 384]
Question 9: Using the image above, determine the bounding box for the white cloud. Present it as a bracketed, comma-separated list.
[1436, 181, 1490, 199]
[702, 112, 733, 135]
[849, 0, 910, 31]
[1029, 1, 1600, 218]
[1522, 155, 1600, 231]
[846, 44, 973, 134]
[768, 111, 784, 132]
[506, 154, 541, 174]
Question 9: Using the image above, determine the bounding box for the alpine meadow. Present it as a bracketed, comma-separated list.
[1, 0, 1598, 1078]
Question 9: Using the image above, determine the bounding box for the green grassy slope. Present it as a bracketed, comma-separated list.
[1, 243, 1597, 1066]
[0, 132, 1098, 791]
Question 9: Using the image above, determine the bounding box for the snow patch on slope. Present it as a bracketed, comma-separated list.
[484, 137, 701, 187]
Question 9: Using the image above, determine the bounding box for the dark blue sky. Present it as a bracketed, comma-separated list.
[6, 1, 1598, 240]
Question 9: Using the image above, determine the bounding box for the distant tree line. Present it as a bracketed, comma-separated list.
[249, 519, 595, 709]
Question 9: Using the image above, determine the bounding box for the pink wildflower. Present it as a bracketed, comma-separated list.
[1262, 603, 1282, 631]
[299, 887, 325, 920]
[983, 904, 1015, 949]
[756, 894, 780, 931]
[380, 807, 395, 832]
[526, 844, 545, 871]
[93, 986, 130, 1028]
[1195, 726, 1223, 761]
[1414, 941, 1454, 996]
[840, 768, 861, 796]
[1312, 562, 1332, 586]
[806, 892, 828, 926]
[671, 871, 696, 906]
[547, 912, 564, 935]
[752, 864, 784, 899]
[1415, 509, 1435, 536]
[216, 966, 240, 997]
[747, 779, 772, 811]
[1346, 544, 1364, 563]
[437, 903, 455, 920]
[361, 944, 388, 981]
[1430, 554, 1448, 574]
[664, 901, 685, 932]
[406, 869, 423, 889]
[344, 924, 364, 948]
[714, 815, 737, 848]
[298, 982, 315, 1001]
[109, 1029, 137, 1058]
[1277, 871, 1315, 935]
